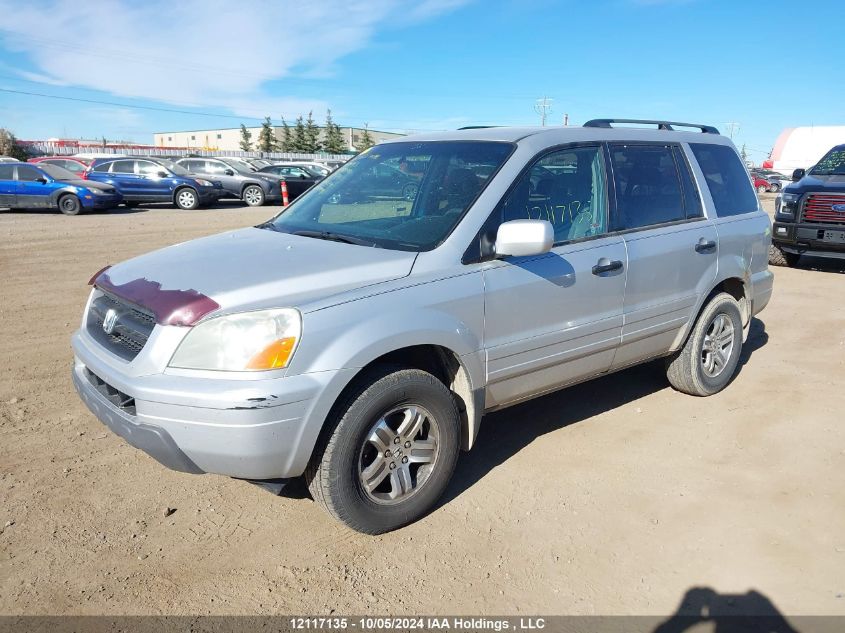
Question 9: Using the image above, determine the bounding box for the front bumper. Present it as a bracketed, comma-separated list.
[772, 220, 845, 258]
[82, 194, 123, 209]
[71, 331, 355, 479]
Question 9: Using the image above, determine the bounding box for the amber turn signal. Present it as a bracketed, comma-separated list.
[245, 337, 296, 370]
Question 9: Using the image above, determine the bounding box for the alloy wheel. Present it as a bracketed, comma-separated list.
[358, 405, 440, 504]
[701, 313, 735, 378]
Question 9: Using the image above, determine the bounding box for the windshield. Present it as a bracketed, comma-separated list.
[265, 140, 513, 251]
[157, 159, 189, 176]
[39, 163, 77, 181]
[810, 149, 845, 176]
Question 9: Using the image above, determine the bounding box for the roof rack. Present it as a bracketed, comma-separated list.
[457, 125, 499, 130]
[582, 119, 720, 135]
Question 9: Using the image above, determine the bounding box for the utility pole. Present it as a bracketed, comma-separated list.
[725, 122, 740, 139]
[563, 113, 569, 126]
[534, 97, 553, 127]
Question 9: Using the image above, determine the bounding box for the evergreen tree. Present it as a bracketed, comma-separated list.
[291, 116, 307, 153]
[303, 111, 321, 153]
[359, 124, 375, 151]
[239, 124, 253, 151]
[0, 128, 27, 160]
[280, 117, 292, 152]
[322, 109, 346, 155]
[257, 116, 276, 153]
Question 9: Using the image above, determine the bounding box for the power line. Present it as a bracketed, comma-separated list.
[0, 86, 443, 132]
[725, 121, 740, 139]
[534, 96, 553, 126]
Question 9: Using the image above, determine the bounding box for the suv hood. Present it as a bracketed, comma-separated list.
[94, 227, 417, 323]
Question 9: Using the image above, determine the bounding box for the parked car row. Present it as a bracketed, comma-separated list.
[749, 167, 791, 193]
[0, 155, 333, 215]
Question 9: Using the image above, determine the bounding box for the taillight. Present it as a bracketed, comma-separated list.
[81, 170, 89, 180]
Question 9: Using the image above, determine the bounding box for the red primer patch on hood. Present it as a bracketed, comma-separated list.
[94, 272, 220, 327]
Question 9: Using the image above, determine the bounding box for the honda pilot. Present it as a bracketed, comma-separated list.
[71, 120, 774, 534]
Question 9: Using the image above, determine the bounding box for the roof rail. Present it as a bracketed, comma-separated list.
[457, 125, 499, 130]
[582, 119, 720, 135]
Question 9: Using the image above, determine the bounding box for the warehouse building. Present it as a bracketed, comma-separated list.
[153, 125, 403, 152]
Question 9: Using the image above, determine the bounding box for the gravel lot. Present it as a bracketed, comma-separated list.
[1, 197, 843, 616]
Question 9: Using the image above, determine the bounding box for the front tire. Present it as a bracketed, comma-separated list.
[306, 367, 461, 534]
[666, 293, 743, 397]
[174, 187, 199, 210]
[756, 184, 768, 194]
[769, 244, 799, 267]
[242, 184, 265, 207]
[58, 194, 82, 216]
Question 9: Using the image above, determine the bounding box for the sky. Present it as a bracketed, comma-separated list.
[0, 0, 842, 164]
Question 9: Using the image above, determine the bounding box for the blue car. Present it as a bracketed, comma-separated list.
[85, 157, 224, 210]
[0, 162, 123, 215]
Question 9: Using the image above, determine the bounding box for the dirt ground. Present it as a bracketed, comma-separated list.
[1, 197, 843, 617]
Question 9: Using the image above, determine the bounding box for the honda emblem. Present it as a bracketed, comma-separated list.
[102, 308, 118, 334]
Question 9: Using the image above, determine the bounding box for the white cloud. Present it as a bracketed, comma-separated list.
[0, 0, 467, 119]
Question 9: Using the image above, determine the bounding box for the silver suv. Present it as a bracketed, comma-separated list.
[72, 119, 774, 534]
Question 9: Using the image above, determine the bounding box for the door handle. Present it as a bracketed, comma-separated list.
[695, 238, 717, 253]
[592, 257, 623, 275]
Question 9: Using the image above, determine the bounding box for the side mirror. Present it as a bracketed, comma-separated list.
[792, 168, 806, 182]
[35, 177, 48, 184]
[157, 171, 168, 178]
[495, 219, 554, 258]
[300, 174, 306, 179]
[224, 169, 235, 176]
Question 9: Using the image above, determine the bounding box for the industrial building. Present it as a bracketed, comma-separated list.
[153, 125, 403, 152]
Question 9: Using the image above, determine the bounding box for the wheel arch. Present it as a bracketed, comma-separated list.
[172, 184, 198, 203]
[673, 275, 750, 352]
[312, 343, 483, 461]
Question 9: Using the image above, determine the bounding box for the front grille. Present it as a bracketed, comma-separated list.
[83, 367, 136, 416]
[86, 292, 156, 361]
[802, 194, 845, 225]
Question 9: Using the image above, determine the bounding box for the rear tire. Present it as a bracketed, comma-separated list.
[242, 184, 265, 207]
[666, 293, 743, 397]
[769, 244, 799, 267]
[174, 187, 199, 210]
[58, 194, 82, 216]
[305, 366, 461, 534]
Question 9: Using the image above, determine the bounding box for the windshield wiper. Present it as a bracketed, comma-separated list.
[292, 230, 378, 247]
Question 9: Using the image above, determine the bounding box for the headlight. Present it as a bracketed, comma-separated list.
[778, 193, 799, 216]
[168, 308, 301, 371]
[194, 178, 214, 187]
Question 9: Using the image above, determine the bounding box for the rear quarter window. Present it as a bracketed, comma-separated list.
[689, 143, 758, 218]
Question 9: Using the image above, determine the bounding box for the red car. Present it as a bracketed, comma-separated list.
[751, 175, 772, 194]
[28, 156, 92, 177]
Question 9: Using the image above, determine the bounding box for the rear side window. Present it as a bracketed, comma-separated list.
[610, 144, 684, 230]
[110, 160, 136, 174]
[689, 143, 758, 217]
[91, 162, 111, 172]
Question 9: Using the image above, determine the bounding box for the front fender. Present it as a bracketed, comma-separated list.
[291, 272, 485, 382]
